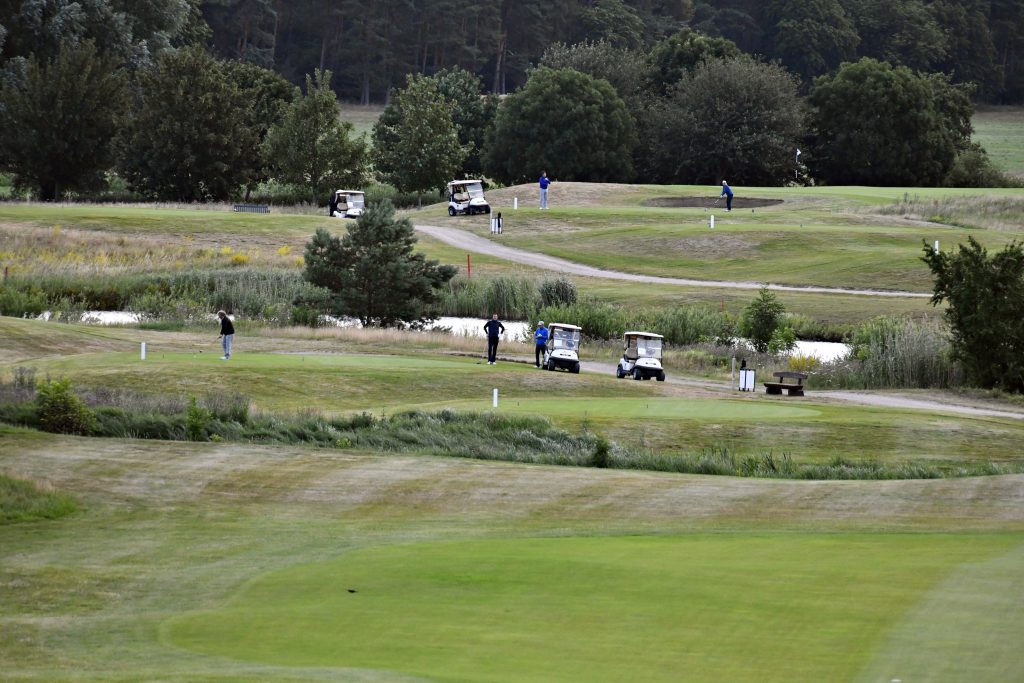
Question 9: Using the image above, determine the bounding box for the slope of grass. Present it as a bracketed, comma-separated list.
[973, 106, 1024, 177]
[165, 534, 1021, 683]
[5, 316, 1024, 466]
[1, 430, 1023, 681]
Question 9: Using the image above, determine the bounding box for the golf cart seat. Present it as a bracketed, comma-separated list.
[454, 191, 470, 202]
[624, 347, 639, 361]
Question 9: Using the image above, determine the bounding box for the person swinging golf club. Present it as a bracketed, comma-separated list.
[720, 180, 733, 211]
[217, 310, 234, 360]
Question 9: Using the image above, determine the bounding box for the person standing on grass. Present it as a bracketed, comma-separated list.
[534, 320, 549, 368]
[483, 313, 505, 365]
[721, 180, 733, 211]
[217, 310, 234, 360]
[539, 171, 551, 209]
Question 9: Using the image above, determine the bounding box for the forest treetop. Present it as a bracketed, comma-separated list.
[3, 0, 1024, 104]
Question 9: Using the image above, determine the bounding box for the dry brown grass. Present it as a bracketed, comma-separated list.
[0, 223, 302, 277]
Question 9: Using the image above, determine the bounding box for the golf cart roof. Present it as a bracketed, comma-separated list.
[548, 322, 582, 331]
[448, 179, 483, 187]
[335, 189, 364, 195]
[624, 331, 664, 339]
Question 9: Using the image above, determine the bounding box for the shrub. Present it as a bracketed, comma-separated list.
[592, 435, 611, 468]
[539, 277, 578, 307]
[186, 396, 212, 441]
[739, 287, 785, 352]
[35, 378, 95, 435]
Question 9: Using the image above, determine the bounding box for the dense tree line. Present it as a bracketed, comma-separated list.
[186, 0, 1024, 104]
[1, 0, 1020, 203]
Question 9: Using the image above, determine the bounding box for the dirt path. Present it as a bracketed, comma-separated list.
[415, 223, 931, 298]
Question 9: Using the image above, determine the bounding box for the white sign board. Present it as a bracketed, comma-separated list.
[739, 368, 755, 392]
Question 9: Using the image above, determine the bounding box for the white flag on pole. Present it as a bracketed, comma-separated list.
[796, 148, 802, 156]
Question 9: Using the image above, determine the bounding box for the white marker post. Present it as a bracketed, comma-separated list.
[934, 240, 939, 254]
[140, 342, 146, 360]
[492, 388, 498, 408]
[710, 214, 715, 230]
[514, 197, 518, 210]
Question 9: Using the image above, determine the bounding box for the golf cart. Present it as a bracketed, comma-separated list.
[447, 180, 491, 216]
[543, 323, 582, 373]
[332, 190, 365, 218]
[616, 331, 666, 381]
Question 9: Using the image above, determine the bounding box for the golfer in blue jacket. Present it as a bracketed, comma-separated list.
[539, 171, 551, 209]
[721, 180, 733, 211]
[534, 320, 549, 367]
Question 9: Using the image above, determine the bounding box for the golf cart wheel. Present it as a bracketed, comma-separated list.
[656, 370, 666, 382]
[615, 365, 625, 378]
[485, 206, 491, 214]
[547, 359, 556, 371]
[448, 206, 456, 216]
[571, 362, 580, 374]
[633, 368, 643, 380]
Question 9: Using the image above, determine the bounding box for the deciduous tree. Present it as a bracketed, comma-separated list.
[640, 57, 804, 185]
[262, 69, 367, 204]
[809, 58, 972, 185]
[372, 74, 466, 203]
[117, 46, 253, 201]
[922, 237, 1024, 392]
[484, 67, 636, 184]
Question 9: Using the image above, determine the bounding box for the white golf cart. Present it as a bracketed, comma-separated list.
[543, 323, 582, 373]
[447, 180, 491, 216]
[332, 189, 365, 218]
[616, 331, 666, 381]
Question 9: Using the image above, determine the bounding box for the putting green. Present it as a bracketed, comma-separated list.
[164, 533, 1021, 683]
[458, 396, 822, 420]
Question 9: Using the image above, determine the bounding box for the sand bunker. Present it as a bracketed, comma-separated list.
[643, 197, 784, 209]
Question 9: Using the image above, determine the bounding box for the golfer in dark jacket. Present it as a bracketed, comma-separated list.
[217, 310, 234, 360]
[483, 313, 505, 365]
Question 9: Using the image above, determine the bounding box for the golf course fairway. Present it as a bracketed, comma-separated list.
[164, 533, 1024, 683]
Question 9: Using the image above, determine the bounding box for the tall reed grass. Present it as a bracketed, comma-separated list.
[813, 316, 964, 389]
[876, 194, 1024, 231]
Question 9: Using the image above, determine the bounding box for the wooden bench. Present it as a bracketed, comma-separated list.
[233, 203, 269, 214]
[763, 371, 808, 396]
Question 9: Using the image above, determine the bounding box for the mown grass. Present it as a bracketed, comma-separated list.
[1, 425, 1023, 682]
[165, 533, 1021, 683]
[426, 187, 1024, 293]
[974, 106, 1024, 177]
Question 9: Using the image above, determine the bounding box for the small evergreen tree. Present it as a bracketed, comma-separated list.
[302, 200, 457, 327]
